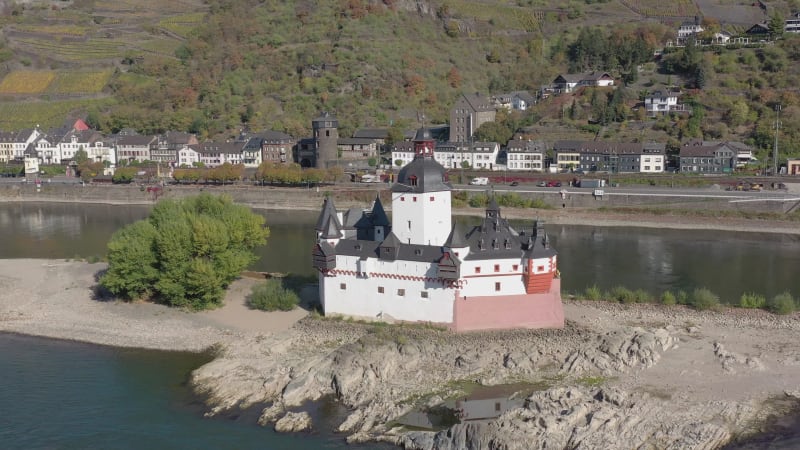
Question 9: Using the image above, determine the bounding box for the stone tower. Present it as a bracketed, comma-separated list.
[312, 112, 339, 168]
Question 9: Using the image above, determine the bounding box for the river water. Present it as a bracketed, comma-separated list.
[1, 201, 799, 448]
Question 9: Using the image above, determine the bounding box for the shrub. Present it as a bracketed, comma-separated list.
[610, 286, 635, 304]
[660, 291, 676, 305]
[633, 289, 652, 303]
[468, 193, 488, 208]
[676, 290, 689, 305]
[739, 292, 766, 309]
[767, 292, 795, 315]
[689, 288, 720, 311]
[248, 279, 299, 311]
[584, 285, 602, 301]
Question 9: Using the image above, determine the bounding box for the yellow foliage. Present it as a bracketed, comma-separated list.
[0, 71, 56, 94]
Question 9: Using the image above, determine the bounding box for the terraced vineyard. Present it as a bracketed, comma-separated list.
[13, 37, 127, 62]
[158, 12, 206, 38]
[0, 98, 115, 130]
[46, 70, 114, 95]
[0, 71, 56, 95]
[619, 0, 701, 17]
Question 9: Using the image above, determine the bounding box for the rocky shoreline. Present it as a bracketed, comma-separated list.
[2, 259, 799, 449]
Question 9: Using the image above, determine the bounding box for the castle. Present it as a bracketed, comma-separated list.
[312, 128, 564, 331]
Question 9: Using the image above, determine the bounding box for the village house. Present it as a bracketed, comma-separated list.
[0, 128, 40, 163]
[678, 141, 737, 173]
[115, 134, 157, 164]
[677, 16, 704, 45]
[392, 141, 500, 170]
[787, 159, 800, 175]
[449, 93, 496, 143]
[492, 91, 537, 112]
[352, 128, 390, 148]
[554, 140, 665, 173]
[189, 141, 245, 168]
[337, 137, 379, 160]
[644, 90, 689, 116]
[151, 131, 198, 165]
[313, 128, 563, 331]
[786, 12, 800, 33]
[505, 138, 546, 172]
[551, 72, 614, 94]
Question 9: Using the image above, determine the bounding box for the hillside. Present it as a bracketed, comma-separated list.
[0, 0, 798, 163]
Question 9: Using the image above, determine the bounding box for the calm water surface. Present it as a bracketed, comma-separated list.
[2, 202, 798, 301]
[0, 333, 392, 450]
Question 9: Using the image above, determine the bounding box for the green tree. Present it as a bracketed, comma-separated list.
[112, 167, 137, 184]
[100, 194, 270, 310]
[74, 147, 89, 165]
[768, 12, 785, 39]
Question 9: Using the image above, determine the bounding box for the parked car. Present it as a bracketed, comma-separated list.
[546, 181, 562, 187]
[509, 181, 519, 187]
[536, 181, 547, 187]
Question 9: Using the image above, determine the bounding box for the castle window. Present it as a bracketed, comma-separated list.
[474, 267, 481, 274]
[494, 264, 500, 272]
[409, 175, 418, 187]
[397, 289, 405, 297]
[430, 196, 434, 202]
[401, 196, 405, 201]
[513, 264, 519, 271]
[378, 286, 384, 294]
[340, 283, 346, 290]
[420, 291, 428, 299]
[495, 282, 501, 291]
[537, 265, 544, 272]
[413, 196, 417, 202]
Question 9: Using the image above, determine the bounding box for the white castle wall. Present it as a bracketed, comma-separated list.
[322, 255, 456, 323]
[459, 257, 528, 297]
[391, 191, 451, 246]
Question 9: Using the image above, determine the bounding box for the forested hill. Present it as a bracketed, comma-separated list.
[0, 0, 799, 162]
[0, 0, 660, 137]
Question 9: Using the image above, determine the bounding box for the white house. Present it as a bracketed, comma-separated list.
[178, 146, 200, 167]
[0, 128, 41, 163]
[392, 141, 501, 171]
[677, 17, 704, 43]
[644, 90, 681, 116]
[785, 12, 800, 33]
[313, 128, 564, 332]
[190, 141, 245, 168]
[506, 138, 546, 172]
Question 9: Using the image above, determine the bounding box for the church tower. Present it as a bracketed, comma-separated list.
[313, 112, 338, 168]
[390, 128, 452, 246]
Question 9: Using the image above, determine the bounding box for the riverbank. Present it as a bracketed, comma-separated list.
[2, 259, 799, 448]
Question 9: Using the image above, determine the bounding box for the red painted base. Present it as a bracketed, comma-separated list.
[451, 279, 564, 332]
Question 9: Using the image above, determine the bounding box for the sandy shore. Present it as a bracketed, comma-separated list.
[3, 258, 800, 448]
[0, 259, 307, 351]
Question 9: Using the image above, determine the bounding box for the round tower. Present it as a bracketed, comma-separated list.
[312, 112, 338, 168]
[390, 128, 452, 246]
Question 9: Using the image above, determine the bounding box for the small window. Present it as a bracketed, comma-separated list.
[340, 283, 346, 290]
[513, 264, 519, 271]
[495, 282, 501, 291]
[378, 286, 384, 294]
[537, 265, 544, 272]
[401, 196, 405, 202]
[430, 196, 434, 202]
[397, 289, 405, 296]
[413, 196, 417, 202]
[495, 402, 501, 412]
[475, 267, 481, 274]
[420, 291, 428, 299]
[494, 264, 500, 272]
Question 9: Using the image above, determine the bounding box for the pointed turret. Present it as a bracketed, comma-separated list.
[315, 197, 341, 232]
[321, 214, 343, 240]
[370, 194, 389, 227]
[444, 222, 469, 249]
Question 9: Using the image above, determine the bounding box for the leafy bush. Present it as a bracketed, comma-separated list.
[676, 290, 689, 305]
[660, 291, 676, 305]
[688, 288, 720, 311]
[633, 289, 652, 303]
[609, 286, 636, 304]
[767, 292, 795, 315]
[100, 194, 270, 310]
[248, 279, 299, 311]
[468, 193, 488, 208]
[739, 292, 766, 309]
[584, 285, 602, 301]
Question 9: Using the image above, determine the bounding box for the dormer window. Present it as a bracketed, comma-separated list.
[409, 175, 418, 187]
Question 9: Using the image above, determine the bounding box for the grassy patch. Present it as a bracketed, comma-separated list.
[47, 70, 113, 95]
[0, 71, 56, 94]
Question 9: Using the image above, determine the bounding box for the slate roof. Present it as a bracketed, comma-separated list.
[117, 135, 157, 146]
[315, 197, 341, 232]
[353, 128, 389, 139]
[444, 222, 469, 248]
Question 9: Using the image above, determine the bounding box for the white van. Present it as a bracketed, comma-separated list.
[469, 177, 488, 186]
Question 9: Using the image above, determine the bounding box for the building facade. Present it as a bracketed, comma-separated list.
[449, 93, 496, 143]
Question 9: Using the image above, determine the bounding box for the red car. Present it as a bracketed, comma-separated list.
[546, 181, 562, 187]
